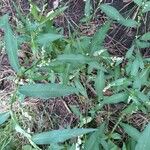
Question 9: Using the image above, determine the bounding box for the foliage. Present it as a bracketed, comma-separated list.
[0, 0, 150, 150]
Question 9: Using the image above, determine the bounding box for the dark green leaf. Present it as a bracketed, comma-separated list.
[32, 128, 96, 144]
[19, 83, 78, 99]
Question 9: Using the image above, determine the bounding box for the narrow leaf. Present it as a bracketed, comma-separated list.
[106, 78, 131, 88]
[120, 123, 140, 141]
[130, 57, 140, 76]
[0, 15, 20, 72]
[19, 83, 78, 99]
[100, 4, 138, 27]
[32, 128, 97, 144]
[102, 92, 128, 105]
[100, 4, 124, 21]
[37, 33, 63, 45]
[95, 70, 105, 99]
[140, 32, 150, 41]
[84, 0, 92, 17]
[125, 45, 134, 59]
[135, 123, 150, 150]
[57, 54, 91, 64]
[91, 21, 110, 52]
[84, 123, 105, 150]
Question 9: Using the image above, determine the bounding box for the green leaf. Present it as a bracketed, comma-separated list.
[57, 54, 91, 64]
[91, 22, 110, 52]
[84, 0, 92, 17]
[0, 112, 10, 125]
[100, 4, 138, 27]
[48, 144, 64, 150]
[140, 68, 150, 85]
[100, 4, 124, 21]
[30, 2, 41, 21]
[0, 15, 20, 72]
[136, 91, 149, 102]
[119, 19, 138, 28]
[111, 133, 121, 140]
[19, 83, 78, 99]
[122, 103, 138, 115]
[41, 6, 67, 24]
[120, 123, 140, 141]
[133, 0, 143, 6]
[37, 33, 63, 45]
[140, 32, 150, 41]
[32, 128, 97, 145]
[136, 39, 150, 48]
[106, 78, 131, 88]
[130, 57, 140, 76]
[95, 70, 105, 99]
[142, 2, 150, 13]
[84, 123, 105, 150]
[74, 80, 88, 98]
[125, 45, 134, 59]
[102, 92, 128, 105]
[22, 145, 37, 150]
[135, 123, 150, 150]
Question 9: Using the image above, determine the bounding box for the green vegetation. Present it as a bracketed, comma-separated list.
[0, 0, 150, 149]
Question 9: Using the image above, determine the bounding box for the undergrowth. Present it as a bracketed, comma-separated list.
[0, 0, 150, 150]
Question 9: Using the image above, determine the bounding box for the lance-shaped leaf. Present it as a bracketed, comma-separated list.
[57, 54, 92, 64]
[0, 112, 10, 125]
[32, 128, 97, 145]
[135, 123, 150, 150]
[37, 33, 63, 46]
[91, 21, 110, 52]
[100, 4, 138, 27]
[19, 83, 78, 99]
[120, 123, 141, 141]
[140, 32, 150, 41]
[0, 15, 20, 72]
[102, 92, 128, 105]
[95, 70, 105, 99]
